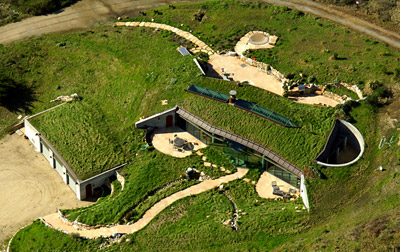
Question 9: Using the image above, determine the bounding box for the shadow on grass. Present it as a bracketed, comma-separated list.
[0, 75, 36, 114]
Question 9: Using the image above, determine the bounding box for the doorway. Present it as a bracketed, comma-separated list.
[86, 184, 92, 198]
[166, 115, 173, 127]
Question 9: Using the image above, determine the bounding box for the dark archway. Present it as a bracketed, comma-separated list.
[166, 115, 173, 127]
[85, 184, 92, 198]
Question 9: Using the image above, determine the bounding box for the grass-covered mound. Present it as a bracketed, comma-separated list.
[11, 169, 307, 252]
[183, 79, 335, 169]
[25, 23, 334, 179]
[6, 1, 400, 251]
[25, 27, 203, 179]
[61, 148, 235, 225]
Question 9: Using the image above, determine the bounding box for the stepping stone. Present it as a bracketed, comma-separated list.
[196, 151, 203, 156]
[243, 178, 250, 183]
[172, 28, 179, 32]
[139, 22, 145, 27]
[204, 162, 211, 167]
[220, 167, 225, 172]
[251, 181, 256, 185]
[212, 164, 217, 168]
[202, 156, 207, 161]
[225, 170, 231, 174]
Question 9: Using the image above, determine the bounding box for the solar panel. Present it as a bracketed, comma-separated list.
[177, 47, 190, 56]
[234, 99, 299, 128]
[187, 84, 230, 103]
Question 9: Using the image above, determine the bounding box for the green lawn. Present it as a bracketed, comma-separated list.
[12, 171, 306, 252]
[62, 147, 235, 225]
[126, 0, 400, 89]
[5, 0, 400, 251]
[22, 24, 335, 179]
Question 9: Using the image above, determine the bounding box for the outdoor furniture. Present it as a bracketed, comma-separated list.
[273, 189, 291, 199]
[271, 181, 279, 191]
[173, 137, 187, 148]
[169, 139, 173, 145]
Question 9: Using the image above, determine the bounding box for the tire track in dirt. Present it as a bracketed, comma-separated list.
[261, 0, 400, 49]
[1, 0, 399, 48]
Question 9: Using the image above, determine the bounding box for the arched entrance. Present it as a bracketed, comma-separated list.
[166, 115, 173, 127]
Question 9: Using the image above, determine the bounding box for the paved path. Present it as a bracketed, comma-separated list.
[116, 21, 215, 55]
[42, 168, 248, 238]
[0, 134, 92, 243]
[0, 0, 399, 48]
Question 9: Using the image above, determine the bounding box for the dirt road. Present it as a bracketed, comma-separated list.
[1, 0, 400, 48]
[261, 0, 400, 49]
[0, 0, 202, 44]
[0, 134, 92, 243]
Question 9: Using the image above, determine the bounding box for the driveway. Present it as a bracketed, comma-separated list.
[0, 134, 92, 243]
[0, 0, 202, 44]
[1, 0, 400, 48]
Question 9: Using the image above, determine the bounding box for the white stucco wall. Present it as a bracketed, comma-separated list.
[316, 120, 365, 167]
[78, 169, 117, 200]
[135, 106, 177, 129]
[24, 119, 40, 152]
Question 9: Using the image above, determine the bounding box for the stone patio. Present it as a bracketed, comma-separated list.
[255, 172, 299, 199]
[151, 127, 207, 158]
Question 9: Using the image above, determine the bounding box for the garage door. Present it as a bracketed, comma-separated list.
[53, 157, 63, 176]
[41, 142, 52, 162]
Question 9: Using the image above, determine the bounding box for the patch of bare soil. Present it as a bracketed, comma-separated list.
[0, 134, 92, 243]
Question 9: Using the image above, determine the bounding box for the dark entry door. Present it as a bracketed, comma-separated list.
[86, 184, 92, 198]
[166, 115, 173, 127]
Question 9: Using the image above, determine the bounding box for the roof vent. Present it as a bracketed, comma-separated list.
[229, 90, 237, 104]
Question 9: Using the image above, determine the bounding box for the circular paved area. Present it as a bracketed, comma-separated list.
[0, 134, 92, 243]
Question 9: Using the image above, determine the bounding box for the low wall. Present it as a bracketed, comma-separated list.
[135, 106, 178, 129]
[315, 120, 365, 167]
[24, 119, 41, 152]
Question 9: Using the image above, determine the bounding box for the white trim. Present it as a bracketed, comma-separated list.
[300, 174, 310, 211]
[135, 106, 177, 128]
[316, 120, 365, 167]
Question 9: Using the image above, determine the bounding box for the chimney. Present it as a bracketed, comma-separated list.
[229, 90, 237, 104]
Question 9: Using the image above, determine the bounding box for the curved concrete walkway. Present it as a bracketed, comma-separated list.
[41, 168, 248, 238]
[115, 21, 215, 55]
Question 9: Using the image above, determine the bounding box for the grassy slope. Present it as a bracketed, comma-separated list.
[127, 0, 400, 88]
[183, 80, 335, 169]
[12, 169, 307, 252]
[7, 0, 400, 251]
[61, 148, 235, 225]
[16, 26, 332, 178]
